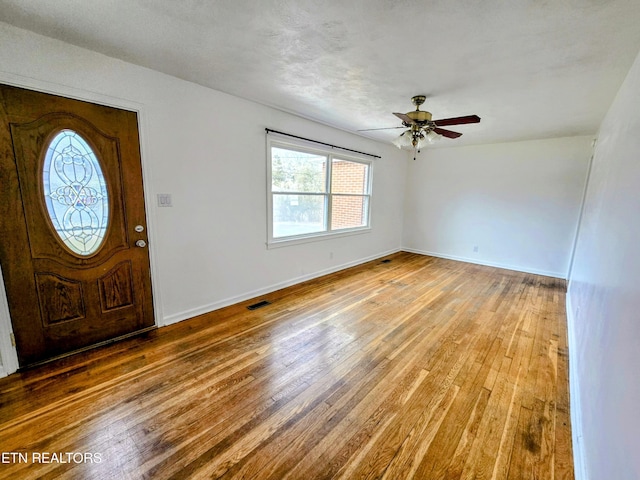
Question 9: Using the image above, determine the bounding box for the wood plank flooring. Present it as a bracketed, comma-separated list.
[0, 252, 574, 479]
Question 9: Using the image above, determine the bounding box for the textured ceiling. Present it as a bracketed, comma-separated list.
[2, 0, 640, 147]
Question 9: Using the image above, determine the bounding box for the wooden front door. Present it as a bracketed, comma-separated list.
[0, 84, 155, 367]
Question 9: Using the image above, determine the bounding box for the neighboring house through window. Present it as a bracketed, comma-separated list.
[267, 138, 372, 247]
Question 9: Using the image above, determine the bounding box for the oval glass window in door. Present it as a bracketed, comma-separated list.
[42, 129, 109, 256]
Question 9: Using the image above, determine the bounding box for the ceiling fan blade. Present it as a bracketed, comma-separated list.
[434, 127, 463, 138]
[433, 115, 481, 127]
[357, 126, 406, 132]
[393, 112, 415, 124]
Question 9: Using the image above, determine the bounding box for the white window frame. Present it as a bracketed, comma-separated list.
[267, 137, 373, 248]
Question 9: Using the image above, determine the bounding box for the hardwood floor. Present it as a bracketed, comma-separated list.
[0, 252, 573, 479]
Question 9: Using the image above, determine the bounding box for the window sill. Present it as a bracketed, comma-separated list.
[267, 227, 371, 249]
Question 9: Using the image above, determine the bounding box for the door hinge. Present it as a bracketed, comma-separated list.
[10, 332, 15, 347]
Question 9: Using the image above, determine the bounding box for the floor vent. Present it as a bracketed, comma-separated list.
[380, 259, 392, 264]
[247, 300, 271, 310]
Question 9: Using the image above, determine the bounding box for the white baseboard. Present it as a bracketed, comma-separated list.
[401, 247, 567, 279]
[161, 247, 402, 326]
[565, 291, 588, 480]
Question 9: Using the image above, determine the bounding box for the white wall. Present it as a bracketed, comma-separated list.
[567, 47, 640, 480]
[402, 137, 592, 277]
[0, 23, 407, 373]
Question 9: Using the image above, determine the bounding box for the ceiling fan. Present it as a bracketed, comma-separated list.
[360, 95, 481, 158]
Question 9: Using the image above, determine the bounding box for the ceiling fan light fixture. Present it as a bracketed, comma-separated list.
[425, 129, 441, 143]
[414, 133, 431, 150]
[394, 128, 438, 151]
[392, 130, 413, 149]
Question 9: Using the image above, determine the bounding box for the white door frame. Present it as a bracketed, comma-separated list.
[0, 72, 163, 376]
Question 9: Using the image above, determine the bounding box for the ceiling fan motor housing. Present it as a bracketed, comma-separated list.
[407, 95, 432, 124]
[406, 110, 432, 123]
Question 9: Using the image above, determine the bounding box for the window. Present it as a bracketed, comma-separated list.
[268, 139, 372, 246]
[43, 129, 109, 256]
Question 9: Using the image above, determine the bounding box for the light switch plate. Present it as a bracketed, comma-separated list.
[157, 193, 172, 207]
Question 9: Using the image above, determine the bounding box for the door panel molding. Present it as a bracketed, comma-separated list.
[99, 261, 135, 312]
[35, 273, 86, 325]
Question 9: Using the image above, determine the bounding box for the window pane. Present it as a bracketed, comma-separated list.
[273, 194, 326, 238]
[271, 147, 327, 193]
[43, 129, 109, 256]
[331, 159, 369, 194]
[331, 195, 368, 230]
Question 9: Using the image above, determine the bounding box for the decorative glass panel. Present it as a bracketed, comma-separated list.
[43, 130, 109, 256]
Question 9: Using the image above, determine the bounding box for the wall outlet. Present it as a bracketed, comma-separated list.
[473, 245, 479, 253]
